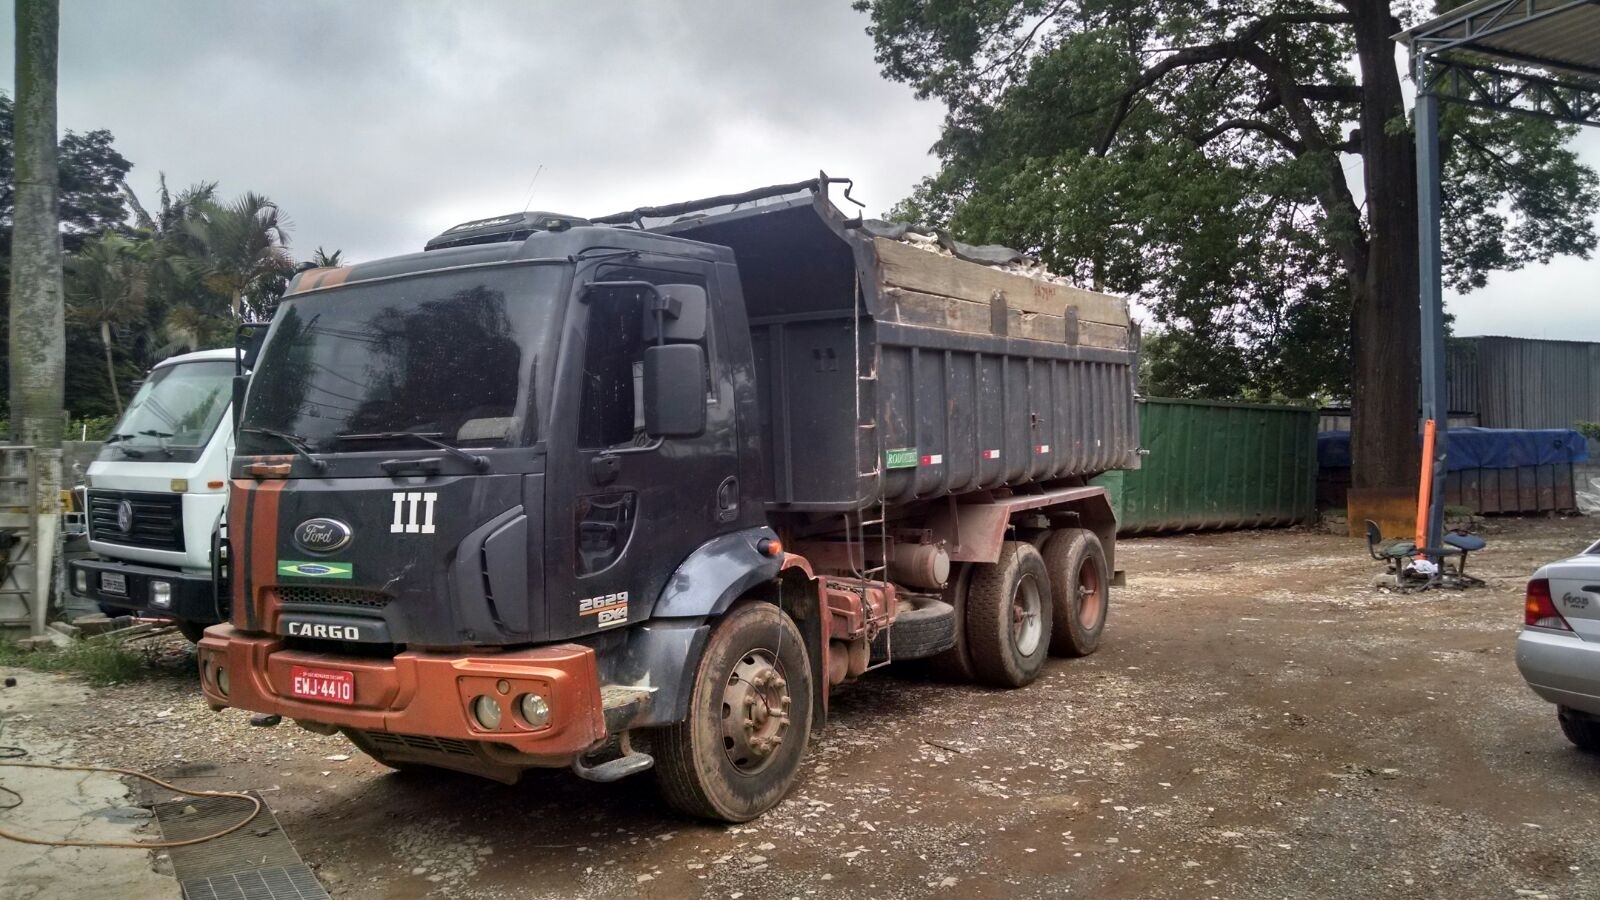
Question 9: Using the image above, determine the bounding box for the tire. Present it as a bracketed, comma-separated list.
[653, 602, 814, 822]
[925, 563, 977, 682]
[1558, 706, 1600, 752]
[965, 541, 1053, 688]
[1041, 528, 1110, 657]
[870, 595, 957, 662]
[176, 621, 209, 644]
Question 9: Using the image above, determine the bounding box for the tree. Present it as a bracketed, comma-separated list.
[856, 0, 1598, 490]
[185, 191, 293, 321]
[310, 246, 343, 268]
[8, 0, 62, 448]
[65, 233, 147, 414]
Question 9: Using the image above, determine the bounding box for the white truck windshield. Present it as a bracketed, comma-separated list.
[100, 360, 234, 463]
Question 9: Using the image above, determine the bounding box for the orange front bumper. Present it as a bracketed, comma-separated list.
[197, 625, 608, 756]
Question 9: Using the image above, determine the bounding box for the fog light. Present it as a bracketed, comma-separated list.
[73, 568, 88, 595]
[518, 693, 550, 728]
[150, 580, 173, 608]
[471, 695, 503, 730]
[215, 666, 229, 697]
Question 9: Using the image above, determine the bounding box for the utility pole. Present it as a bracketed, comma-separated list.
[10, 0, 64, 636]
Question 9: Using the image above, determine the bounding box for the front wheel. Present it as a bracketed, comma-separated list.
[176, 620, 209, 644]
[653, 602, 814, 821]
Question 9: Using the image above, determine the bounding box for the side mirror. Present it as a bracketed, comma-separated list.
[237, 321, 269, 372]
[643, 284, 707, 344]
[231, 374, 250, 435]
[643, 344, 707, 438]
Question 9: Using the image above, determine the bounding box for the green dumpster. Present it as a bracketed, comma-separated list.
[1091, 398, 1318, 534]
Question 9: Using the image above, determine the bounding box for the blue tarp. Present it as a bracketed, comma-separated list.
[1317, 427, 1588, 471]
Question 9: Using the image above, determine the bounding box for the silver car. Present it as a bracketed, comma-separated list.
[1516, 538, 1600, 751]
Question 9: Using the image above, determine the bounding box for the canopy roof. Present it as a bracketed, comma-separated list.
[1401, 0, 1600, 78]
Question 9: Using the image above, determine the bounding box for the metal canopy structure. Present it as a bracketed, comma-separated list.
[1400, 0, 1600, 555]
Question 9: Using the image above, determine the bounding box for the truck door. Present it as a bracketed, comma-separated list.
[543, 260, 741, 638]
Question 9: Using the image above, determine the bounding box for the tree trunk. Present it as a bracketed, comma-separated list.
[8, 0, 63, 448]
[1347, 1, 1421, 491]
[100, 320, 121, 416]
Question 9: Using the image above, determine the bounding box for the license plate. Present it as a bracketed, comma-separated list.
[100, 572, 126, 595]
[289, 665, 355, 705]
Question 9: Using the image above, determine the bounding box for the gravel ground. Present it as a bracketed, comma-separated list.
[5, 516, 1599, 899]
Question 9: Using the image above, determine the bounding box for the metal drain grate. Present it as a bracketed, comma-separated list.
[150, 794, 329, 900]
[181, 865, 327, 900]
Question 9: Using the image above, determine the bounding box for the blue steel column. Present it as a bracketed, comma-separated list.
[1414, 50, 1449, 554]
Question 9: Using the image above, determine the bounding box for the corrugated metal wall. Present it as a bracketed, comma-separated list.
[1470, 337, 1600, 429]
[1091, 398, 1318, 534]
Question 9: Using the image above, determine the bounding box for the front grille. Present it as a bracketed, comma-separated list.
[88, 489, 184, 551]
[364, 732, 475, 756]
[272, 585, 392, 609]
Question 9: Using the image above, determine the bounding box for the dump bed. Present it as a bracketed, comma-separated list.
[617, 182, 1140, 512]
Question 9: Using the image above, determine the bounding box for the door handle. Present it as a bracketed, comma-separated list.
[590, 454, 621, 486]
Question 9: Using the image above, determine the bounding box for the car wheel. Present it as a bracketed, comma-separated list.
[653, 601, 814, 821]
[1558, 706, 1600, 752]
[965, 541, 1053, 688]
[1041, 528, 1110, 657]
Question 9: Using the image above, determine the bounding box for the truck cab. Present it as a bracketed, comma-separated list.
[69, 349, 239, 641]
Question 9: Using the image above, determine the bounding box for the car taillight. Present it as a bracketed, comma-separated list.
[1525, 578, 1571, 630]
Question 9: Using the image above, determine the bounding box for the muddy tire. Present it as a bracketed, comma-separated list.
[1558, 706, 1600, 752]
[653, 602, 814, 822]
[965, 542, 1052, 688]
[871, 595, 957, 662]
[1041, 528, 1109, 657]
[925, 563, 977, 682]
[176, 621, 209, 644]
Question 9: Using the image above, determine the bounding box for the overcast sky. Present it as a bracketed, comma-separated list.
[0, 1, 1594, 341]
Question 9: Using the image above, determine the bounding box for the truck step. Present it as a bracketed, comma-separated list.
[600, 685, 654, 735]
[571, 749, 654, 783]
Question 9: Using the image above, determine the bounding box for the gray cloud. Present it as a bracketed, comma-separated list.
[0, 1, 1594, 342]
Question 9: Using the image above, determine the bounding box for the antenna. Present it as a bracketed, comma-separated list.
[521, 165, 546, 213]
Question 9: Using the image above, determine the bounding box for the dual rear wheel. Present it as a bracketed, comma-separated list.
[931, 527, 1110, 688]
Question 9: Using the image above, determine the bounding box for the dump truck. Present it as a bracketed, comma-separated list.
[198, 177, 1139, 821]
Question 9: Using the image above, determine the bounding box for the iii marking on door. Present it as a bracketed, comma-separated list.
[390, 492, 438, 534]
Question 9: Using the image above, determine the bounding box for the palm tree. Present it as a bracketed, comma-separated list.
[310, 246, 343, 268]
[186, 192, 294, 320]
[65, 233, 148, 415]
[121, 176, 225, 357]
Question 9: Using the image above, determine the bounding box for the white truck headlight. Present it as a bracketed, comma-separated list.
[150, 580, 173, 608]
[73, 568, 88, 595]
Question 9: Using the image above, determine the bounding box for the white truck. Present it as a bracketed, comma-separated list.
[67, 348, 238, 642]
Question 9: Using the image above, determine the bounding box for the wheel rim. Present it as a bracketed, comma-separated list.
[720, 650, 792, 773]
[1077, 556, 1104, 631]
[1012, 574, 1044, 656]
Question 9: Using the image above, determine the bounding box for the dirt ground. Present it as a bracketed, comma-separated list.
[5, 516, 1599, 899]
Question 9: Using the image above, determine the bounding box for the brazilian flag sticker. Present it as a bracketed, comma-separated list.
[278, 560, 353, 580]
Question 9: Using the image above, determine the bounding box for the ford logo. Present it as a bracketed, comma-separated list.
[293, 517, 352, 554]
[116, 499, 133, 534]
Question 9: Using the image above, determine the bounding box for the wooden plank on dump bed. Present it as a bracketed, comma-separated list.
[883, 287, 1130, 350]
[872, 237, 1129, 326]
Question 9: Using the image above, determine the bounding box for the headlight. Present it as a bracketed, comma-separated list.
[73, 568, 88, 595]
[215, 666, 229, 697]
[518, 693, 550, 728]
[150, 581, 173, 608]
[471, 695, 503, 730]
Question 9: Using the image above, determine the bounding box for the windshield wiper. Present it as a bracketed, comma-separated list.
[139, 429, 175, 458]
[334, 431, 489, 472]
[105, 432, 136, 444]
[241, 426, 327, 473]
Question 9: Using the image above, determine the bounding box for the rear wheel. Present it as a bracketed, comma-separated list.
[1041, 528, 1109, 657]
[653, 602, 814, 821]
[965, 542, 1052, 688]
[925, 563, 977, 682]
[1558, 706, 1600, 752]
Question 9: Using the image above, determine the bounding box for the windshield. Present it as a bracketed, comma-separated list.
[237, 263, 567, 456]
[99, 359, 233, 463]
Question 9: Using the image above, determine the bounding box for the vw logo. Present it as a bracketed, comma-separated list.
[293, 517, 352, 555]
[116, 499, 133, 534]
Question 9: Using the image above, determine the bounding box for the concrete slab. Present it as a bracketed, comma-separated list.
[0, 668, 176, 900]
